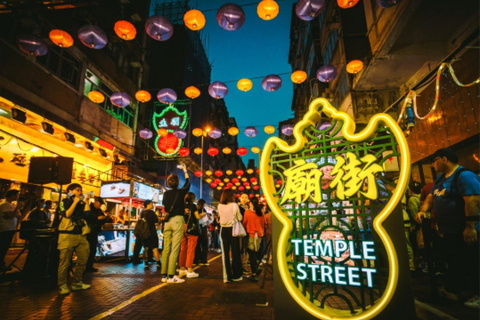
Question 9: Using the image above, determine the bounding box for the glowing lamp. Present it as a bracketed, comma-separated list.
[346, 60, 364, 74]
[214, 178, 222, 184]
[205, 178, 213, 183]
[207, 147, 219, 156]
[337, 0, 360, 8]
[184, 9, 206, 31]
[262, 74, 282, 92]
[264, 125, 275, 134]
[376, 0, 403, 8]
[228, 127, 239, 136]
[257, 0, 279, 20]
[214, 170, 223, 177]
[253, 185, 260, 190]
[178, 147, 190, 157]
[88, 91, 105, 103]
[241, 177, 248, 182]
[166, 147, 175, 154]
[232, 178, 239, 183]
[145, 15, 174, 41]
[77, 25, 108, 49]
[157, 128, 168, 136]
[192, 128, 203, 137]
[238, 186, 245, 191]
[16, 35, 48, 56]
[217, 3, 245, 31]
[226, 170, 233, 175]
[235, 170, 244, 176]
[205, 170, 213, 176]
[316, 65, 337, 82]
[243, 182, 250, 187]
[231, 186, 237, 190]
[194, 147, 203, 155]
[247, 168, 254, 174]
[139, 128, 153, 139]
[185, 86, 200, 99]
[173, 129, 187, 139]
[237, 147, 248, 156]
[291, 70, 307, 84]
[208, 81, 228, 99]
[135, 90, 151, 103]
[217, 186, 222, 190]
[244, 126, 258, 138]
[250, 177, 258, 183]
[256, 169, 260, 174]
[224, 178, 230, 183]
[237, 78, 253, 92]
[295, 0, 326, 21]
[157, 88, 177, 104]
[209, 128, 222, 139]
[226, 182, 234, 188]
[110, 92, 131, 108]
[49, 29, 73, 48]
[281, 124, 294, 136]
[223, 147, 232, 154]
[251, 147, 260, 154]
[210, 183, 218, 188]
[194, 170, 203, 177]
[114, 20, 137, 40]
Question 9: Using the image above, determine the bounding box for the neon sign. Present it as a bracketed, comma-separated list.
[152, 105, 188, 157]
[260, 98, 410, 319]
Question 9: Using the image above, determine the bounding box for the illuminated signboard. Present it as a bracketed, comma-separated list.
[153, 105, 188, 157]
[132, 181, 160, 202]
[260, 98, 410, 319]
[100, 181, 131, 198]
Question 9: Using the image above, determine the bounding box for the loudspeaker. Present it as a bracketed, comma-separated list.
[28, 157, 73, 185]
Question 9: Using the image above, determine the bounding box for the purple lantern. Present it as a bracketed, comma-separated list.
[262, 75, 282, 92]
[157, 88, 177, 104]
[376, 0, 402, 8]
[173, 129, 187, 139]
[244, 126, 258, 138]
[209, 128, 222, 139]
[281, 124, 294, 136]
[77, 25, 108, 49]
[139, 128, 153, 139]
[110, 92, 131, 108]
[295, 0, 326, 21]
[316, 65, 337, 83]
[16, 35, 48, 56]
[216, 3, 245, 31]
[145, 15, 174, 41]
[208, 82, 228, 99]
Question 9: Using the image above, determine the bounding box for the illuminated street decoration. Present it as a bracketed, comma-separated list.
[295, 0, 325, 21]
[260, 98, 410, 319]
[153, 105, 188, 157]
[16, 35, 48, 56]
[217, 3, 245, 31]
[145, 15, 174, 41]
[49, 29, 74, 48]
[77, 25, 108, 49]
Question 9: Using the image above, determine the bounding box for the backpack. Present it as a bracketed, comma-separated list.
[134, 217, 151, 240]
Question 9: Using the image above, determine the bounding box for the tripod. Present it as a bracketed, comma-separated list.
[260, 239, 273, 289]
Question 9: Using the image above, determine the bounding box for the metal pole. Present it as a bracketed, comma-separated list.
[200, 134, 204, 198]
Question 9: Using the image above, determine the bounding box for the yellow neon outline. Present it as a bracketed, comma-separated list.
[260, 98, 410, 320]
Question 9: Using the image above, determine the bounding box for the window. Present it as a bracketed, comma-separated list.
[37, 46, 81, 88]
[323, 30, 339, 66]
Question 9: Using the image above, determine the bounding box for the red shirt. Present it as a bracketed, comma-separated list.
[242, 209, 265, 237]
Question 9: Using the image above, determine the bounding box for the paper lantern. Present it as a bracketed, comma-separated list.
[256, 169, 260, 174]
[224, 178, 230, 183]
[247, 168, 254, 174]
[291, 70, 307, 84]
[281, 124, 294, 136]
[157, 88, 177, 104]
[235, 170, 244, 176]
[178, 147, 190, 157]
[206, 170, 213, 176]
[376, 0, 403, 8]
[217, 3, 245, 31]
[139, 128, 153, 139]
[228, 127, 239, 136]
[192, 128, 203, 137]
[237, 78, 253, 92]
[250, 177, 258, 183]
[16, 35, 48, 56]
[337, 0, 360, 9]
[243, 182, 250, 187]
[251, 147, 260, 154]
[264, 125, 275, 134]
[226, 182, 234, 188]
[237, 147, 248, 156]
[110, 92, 131, 108]
[346, 60, 364, 74]
[217, 186, 222, 190]
[185, 86, 200, 99]
[194, 147, 203, 155]
[232, 178, 239, 183]
[210, 183, 218, 188]
[238, 186, 245, 191]
[223, 147, 232, 154]
[184, 9, 206, 31]
[316, 65, 337, 82]
[262, 74, 282, 92]
[214, 178, 222, 184]
[207, 147, 219, 156]
[49, 29, 73, 48]
[209, 128, 222, 139]
[244, 126, 258, 138]
[145, 15, 174, 41]
[114, 20, 137, 40]
[135, 90, 151, 103]
[295, 0, 326, 21]
[241, 177, 248, 182]
[214, 170, 223, 177]
[157, 128, 168, 136]
[257, 0, 279, 20]
[88, 91, 105, 103]
[208, 81, 228, 99]
[173, 129, 187, 139]
[194, 170, 203, 177]
[253, 185, 260, 190]
[205, 178, 213, 183]
[226, 170, 233, 175]
[77, 25, 108, 49]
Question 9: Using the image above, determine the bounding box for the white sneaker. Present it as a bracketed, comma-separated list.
[232, 277, 243, 282]
[464, 296, 480, 309]
[58, 284, 70, 295]
[186, 271, 199, 278]
[167, 276, 185, 283]
[71, 282, 91, 291]
[178, 269, 187, 276]
[161, 276, 168, 283]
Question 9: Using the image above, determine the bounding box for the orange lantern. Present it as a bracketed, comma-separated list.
[192, 128, 203, 137]
[194, 170, 203, 177]
[237, 78, 253, 92]
[205, 170, 213, 176]
[114, 20, 137, 40]
[264, 125, 275, 134]
[235, 169, 244, 176]
[214, 170, 223, 177]
[241, 177, 248, 182]
[207, 147, 219, 156]
[194, 147, 203, 155]
[185, 86, 201, 99]
[247, 168, 254, 174]
[217, 186, 222, 190]
[178, 147, 190, 157]
[135, 90, 151, 103]
[223, 178, 230, 183]
[222, 147, 232, 154]
[290, 70, 307, 84]
[228, 127, 239, 136]
[237, 147, 248, 156]
[226, 170, 233, 175]
[205, 178, 213, 183]
[49, 29, 74, 48]
[257, 0, 279, 20]
[346, 60, 364, 74]
[157, 128, 168, 136]
[337, 0, 360, 9]
[88, 91, 105, 103]
[184, 9, 206, 31]
[251, 147, 260, 154]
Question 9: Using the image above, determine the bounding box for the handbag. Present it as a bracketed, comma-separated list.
[232, 208, 246, 237]
[185, 210, 199, 236]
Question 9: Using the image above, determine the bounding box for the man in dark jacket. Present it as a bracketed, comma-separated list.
[85, 197, 106, 273]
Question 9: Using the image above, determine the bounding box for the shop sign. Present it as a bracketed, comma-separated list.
[132, 181, 160, 202]
[100, 181, 131, 198]
[153, 105, 188, 157]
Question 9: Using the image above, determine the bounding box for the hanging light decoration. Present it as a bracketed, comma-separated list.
[214, 170, 223, 177]
[114, 20, 137, 40]
[145, 15, 174, 41]
[184, 9, 206, 31]
[376, 0, 403, 8]
[173, 129, 187, 139]
[139, 128, 153, 139]
[77, 25, 108, 49]
[250, 177, 258, 183]
[247, 168, 254, 174]
[185, 86, 200, 99]
[222, 147, 232, 154]
[205, 178, 213, 183]
[192, 128, 203, 137]
[232, 177, 240, 183]
[207, 147, 219, 156]
[49, 29, 74, 48]
[316, 65, 337, 82]
[213, 178, 221, 185]
[237, 78, 253, 92]
[16, 35, 48, 56]
[205, 170, 213, 176]
[241, 177, 248, 182]
[281, 124, 294, 136]
[243, 181, 250, 187]
[157, 88, 177, 104]
[216, 3, 245, 31]
[253, 185, 260, 190]
[194, 147, 203, 155]
[237, 147, 248, 156]
[178, 147, 190, 157]
[135, 90, 151, 103]
[210, 183, 218, 188]
[238, 186, 245, 191]
[208, 81, 228, 99]
[226, 170, 233, 175]
[236, 169, 244, 176]
[208, 128, 222, 139]
[290, 70, 308, 84]
[346, 60, 364, 74]
[110, 92, 131, 108]
[224, 178, 230, 183]
[194, 170, 203, 177]
[295, 0, 326, 21]
[244, 126, 258, 138]
[337, 0, 360, 9]
[88, 91, 105, 104]
[262, 74, 282, 92]
[256, 169, 260, 174]
[228, 127, 239, 136]
[264, 125, 275, 134]
[257, 0, 280, 20]
[157, 128, 168, 136]
[251, 147, 260, 154]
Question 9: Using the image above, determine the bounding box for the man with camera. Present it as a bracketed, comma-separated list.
[57, 183, 92, 295]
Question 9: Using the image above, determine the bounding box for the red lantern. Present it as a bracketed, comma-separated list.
[238, 186, 245, 191]
[232, 177, 239, 183]
[249, 194, 254, 198]
[194, 170, 202, 177]
[214, 178, 222, 184]
[253, 185, 260, 190]
[210, 183, 217, 188]
[250, 177, 258, 183]
[207, 147, 219, 156]
[226, 182, 234, 188]
[277, 179, 283, 185]
[236, 147, 248, 156]
[214, 170, 223, 177]
[235, 169, 244, 176]
[243, 182, 250, 187]
[256, 169, 260, 175]
[178, 147, 190, 157]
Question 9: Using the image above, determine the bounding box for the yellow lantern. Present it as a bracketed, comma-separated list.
[346, 60, 364, 74]
[219, 182, 225, 187]
[247, 168, 254, 174]
[135, 90, 151, 103]
[217, 186, 222, 190]
[257, 0, 279, 20]
[223, 178, 230, 182]
[222, 147, 232, 154]
[226, 170, 233, 175]
[237, 78, 253, 92]
[290, 70, 307, 84]
[241, 177, 247, 182]
[185, 86, 200, 99]
[194, 147, 203, 155]
[183, 9, 206, 31]
[228, 127, 239, 136]
[231, 186, 237, 190]
[235, 182, 241, 186]
[192, 128, 203, 137]
[205, 170, 213, 176]
[264, 125, 275, 134]
[251, 147, 260, 154]
[337, 0, 360, 8]
[49, 29, 74, 48]
[88, 91, 105, 104]
[205, 178, 213, 183]
[246, 186, 251, 190]
[114, 20, 137, 40]
[157, 128, 168, 136]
